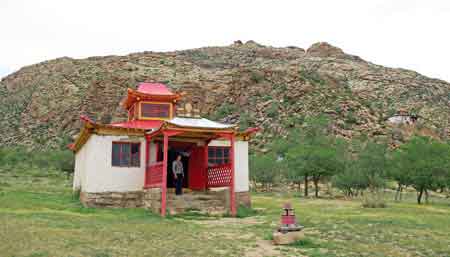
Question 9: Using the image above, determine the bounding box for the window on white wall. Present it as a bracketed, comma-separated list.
[112, 142, 140, 167]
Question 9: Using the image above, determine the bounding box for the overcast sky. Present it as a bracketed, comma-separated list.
[1, 0, 449, 81]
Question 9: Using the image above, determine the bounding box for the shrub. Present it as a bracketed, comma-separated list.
[362, 192, 387, 208]
[250, 71, 265, 83]
[345, 111, 358, 124]
[299, 69, 326, 86]
[236, 205, 259, 218]
[211, 103, 237, 120]
[50, 150, 75, 174]
[238, 112, 253, 130]
[0, 147, 28, 167]
[0, 147, 74, 174]
[263, 231, 274, 240]
[266, 102, 279, 118]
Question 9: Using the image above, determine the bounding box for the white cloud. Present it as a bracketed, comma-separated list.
[0, 0, 449, 81]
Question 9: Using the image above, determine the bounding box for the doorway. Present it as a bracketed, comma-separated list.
[156, 140, 207, 191]
[157, 141, 195, 189]
[167, 148, 190, 188]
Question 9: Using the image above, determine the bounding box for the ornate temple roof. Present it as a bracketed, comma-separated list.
[122, 83, 181, 109]
[137, 82, 176, 95]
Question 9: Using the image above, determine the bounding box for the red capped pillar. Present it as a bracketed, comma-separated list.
[230, 134, 236, 216]
[161, 133, 169, 217]
[144, 136, 151, 188]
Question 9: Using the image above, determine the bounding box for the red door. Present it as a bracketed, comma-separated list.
[188, 146, 206, 190]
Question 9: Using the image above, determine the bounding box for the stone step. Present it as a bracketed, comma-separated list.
[167, 193, 222, 201]
[167, 199, 225, 210]
[167, 198, 224, 206]
[167, 206, 228, 216]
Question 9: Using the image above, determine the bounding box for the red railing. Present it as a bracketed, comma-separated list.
[145, 162, 164, 188]
[207, 164, 232, 188]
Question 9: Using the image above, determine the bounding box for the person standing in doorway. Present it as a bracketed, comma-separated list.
[172, 154, 184, 195]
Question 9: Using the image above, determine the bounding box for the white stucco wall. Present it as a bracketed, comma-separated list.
[234, 141, 249, 192]
[209, 139, 249, 192]
[75, 135, 146, 192]
[73, 138, 89, 191]
[73, 136, 249, 193]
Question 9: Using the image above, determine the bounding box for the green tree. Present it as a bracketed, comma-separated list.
[50, 150, 75, 175]
[387, 152, 410, 201]
[0, 147, 28, 168]
[285, 116, 342, 197]
[0, 147, 74, 175]
[357, 141, 388, 191]
[390, 136, 450, 204]
[332, 162, 367, 197]
[249, 153, 280, 191]
[332, 139, 388, 201]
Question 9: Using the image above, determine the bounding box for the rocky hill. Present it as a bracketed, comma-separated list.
[1, 41, 450, 150]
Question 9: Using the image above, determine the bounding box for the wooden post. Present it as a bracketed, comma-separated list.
[204, 138, 214, 191]
[230, 134, 236, 216]
[144, 136, 150, 188]
[204, 142, 209, 190]
[156, 142, 160, 162]
[148, 136, 152, 165]
[161, 133, 169, 217]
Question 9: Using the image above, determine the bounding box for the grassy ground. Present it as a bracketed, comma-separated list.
[1, 168, 450, 257]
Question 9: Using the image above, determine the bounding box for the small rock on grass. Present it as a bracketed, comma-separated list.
[272, 231, 305, 245]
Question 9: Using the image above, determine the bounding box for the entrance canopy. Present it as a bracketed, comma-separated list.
[147, 116, 237, 141]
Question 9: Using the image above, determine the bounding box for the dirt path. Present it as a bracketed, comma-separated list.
[187, 216, 289, 257]
[245, 239, 282, 257]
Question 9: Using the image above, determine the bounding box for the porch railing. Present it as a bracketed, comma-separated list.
[207, 164, 232, 188]
[145, 161, 164, 188]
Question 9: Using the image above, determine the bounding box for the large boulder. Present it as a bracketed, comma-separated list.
[306, 42, 345, 58]
[272, 231, 305, 245]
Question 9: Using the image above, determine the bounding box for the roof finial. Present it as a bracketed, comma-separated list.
[176, 102, 201, 118]
[185, 103, 193, 117]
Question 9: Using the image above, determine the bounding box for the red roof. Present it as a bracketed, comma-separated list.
[122, 83, 181, 109]
[109, 120, 164, 130]
[137, 83, 175, 95]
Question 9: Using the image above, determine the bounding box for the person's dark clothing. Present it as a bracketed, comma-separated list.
[175, 174, 183, 195]
[172, 160, 184, 195]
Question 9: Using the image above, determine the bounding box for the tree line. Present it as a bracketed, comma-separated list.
[0, 147, 74, 175]
[250, 117, 450, 205]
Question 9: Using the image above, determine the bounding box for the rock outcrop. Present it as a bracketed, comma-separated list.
[1, 41, 449, 149]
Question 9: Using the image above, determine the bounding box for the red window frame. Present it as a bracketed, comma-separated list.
[208, 146, 230, 166]
[112, 142, 141, 167]
[140, 102, 171, 119]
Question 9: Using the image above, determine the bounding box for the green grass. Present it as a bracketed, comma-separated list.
[291, 238, 318, 248]
[1, 168, 450, 257]
[236, 205, 260, 218]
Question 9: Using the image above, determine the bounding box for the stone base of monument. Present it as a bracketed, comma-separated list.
[272, 230, 305, 245]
